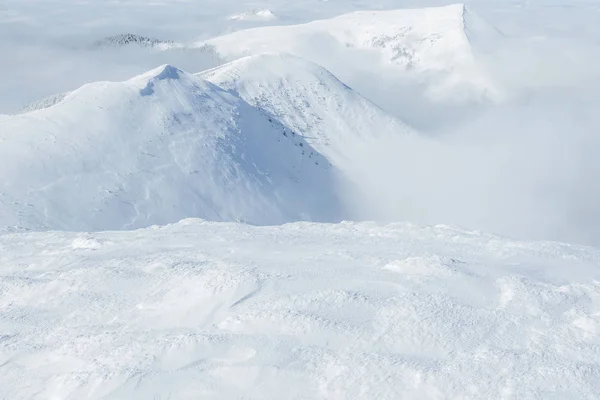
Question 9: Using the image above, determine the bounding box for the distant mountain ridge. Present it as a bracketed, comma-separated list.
[92, 33, 173, 48]
[196, 4, 503, 102]
[201, 53, 413, 167]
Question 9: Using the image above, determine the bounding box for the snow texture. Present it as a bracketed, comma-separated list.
[1, 219, 600, 399]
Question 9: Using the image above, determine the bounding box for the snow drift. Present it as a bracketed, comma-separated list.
[0, 65, 341, 231]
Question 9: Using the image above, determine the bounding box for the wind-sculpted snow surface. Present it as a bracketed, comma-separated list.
[198, 4, 501, 102]
[0, 65, 341, 231]
[2, 219, 600, 399]
[201, 53, 413, 167]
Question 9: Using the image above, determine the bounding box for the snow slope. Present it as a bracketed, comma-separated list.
[200, 53, 412, 167]
[198, 4, 501, 102]
[0, 65, 340, 231]
[2, 219, 600, 399]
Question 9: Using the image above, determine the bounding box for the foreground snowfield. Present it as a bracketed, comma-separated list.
[2, 220, 600, 399]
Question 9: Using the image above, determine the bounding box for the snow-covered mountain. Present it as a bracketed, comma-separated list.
[197, 4, 502, 103]
[200, 53, 412, 167]
[0, 65, 341, 231]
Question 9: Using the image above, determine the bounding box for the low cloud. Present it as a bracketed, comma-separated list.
[342, 37, 600, 245]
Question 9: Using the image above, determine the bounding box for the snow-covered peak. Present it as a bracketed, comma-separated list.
[130, 64, 193, 95]
[138, 64, 183, 81]
[201, 53, 412, 167]
[0, 65, 341, 231]
[197, 4, 501, 103]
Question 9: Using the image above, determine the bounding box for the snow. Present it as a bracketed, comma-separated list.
[198, 4, 501, 103]
[200, 53, 412, 168]
[2, 219, 600, 399]
[18, 92, 69, 114]
[0, 64, 341, 231]
[228, 9, 278, 22]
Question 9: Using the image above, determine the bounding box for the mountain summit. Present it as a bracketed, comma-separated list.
[0, 65, 341, 231]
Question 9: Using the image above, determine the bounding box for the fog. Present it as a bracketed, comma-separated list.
[342, 37, 600, 246]
[0, 40, 221, 114]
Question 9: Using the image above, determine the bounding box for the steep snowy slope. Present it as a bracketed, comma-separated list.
[200, 53, 412, 167]
[197, 4, 502, 102]
[0, 65, 340, 231]
[2, 219, 600, 399]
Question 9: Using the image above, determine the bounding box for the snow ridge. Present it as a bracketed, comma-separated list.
[201, 53, 413, 167]
[196, 4, 501, 102]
